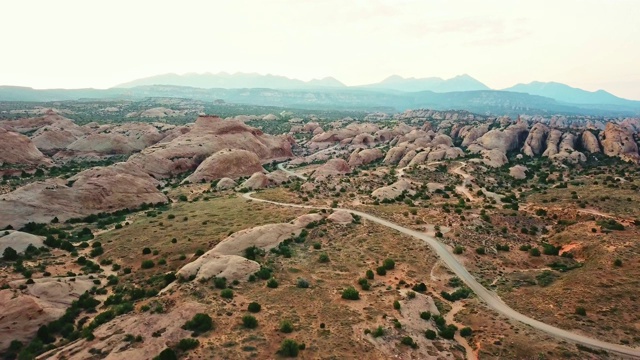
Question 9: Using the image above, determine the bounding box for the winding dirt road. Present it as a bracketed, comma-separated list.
[242, 191, 640, 358]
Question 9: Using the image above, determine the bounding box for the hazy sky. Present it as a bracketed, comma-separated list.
[1, 0, 639, 99]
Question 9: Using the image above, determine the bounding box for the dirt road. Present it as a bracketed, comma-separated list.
[242, 191, 640, 358]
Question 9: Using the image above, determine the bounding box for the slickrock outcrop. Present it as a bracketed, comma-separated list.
[599, 123, 640, 163]
[509, 165, 528, 180]
[522, 123, 549, 156]
[327, 210, 354, 224]
[177, 254, 260, 282]
[0, 128, 52, 167]
[0, 162, 167, 228]
[0, 231, 44, 254]
[242, 172, 271, 190]
[542, 129, 563, 157]
[216, 177, 237, 190]
[348, 148, 383, 167]
[371, 179, 414, 200]
[184, 149, 264, 183]
[128, 115, 294, 178]
[580, 130, 601, 153]
[311, 159, 351, 180]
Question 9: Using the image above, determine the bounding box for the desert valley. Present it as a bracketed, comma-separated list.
[1, 97, 640, 359]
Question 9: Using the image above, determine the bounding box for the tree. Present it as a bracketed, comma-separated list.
[341, 286, 360, 300]
[420, 311, 431, 320]
[279, 339, 300, 357]
[267, 278, 279, 288]
[142, 247, 151, 255]
[376, 266, 387, 276]
[3, 247, 18, 261]
[365, 269, 374, 280]
[213, 277, 227, 289]
[220, 289, 233, 299]
[141, 260, 155, 269]
[400, 336, 418, 348]
[242, 315, 258, 329]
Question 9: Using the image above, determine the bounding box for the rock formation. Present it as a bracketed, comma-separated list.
[184, 149, 264, 183]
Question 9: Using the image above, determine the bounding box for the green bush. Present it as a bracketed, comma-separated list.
[3, 247, 18, 261]
[614, 259, 623, 267]
[266, 278, 279, 288]
[400, 336, 418, 348]
[372, 326, 384, 337]
[141, 260, 155, 269]
[154, 348, 177, 360]
[376, 266, 387, 276]
[341, 286, 360, 300]
[420, 311, 431, 320]
[280, 320, 294, 333]
[318, 253, 330, 263]
[425, 329, 437, 340]
[393, 300, 401, 310]
[248, 302, 261, 313]
[142, 247, 151, 255]
[475, 247, 485, 255]
[242, 315, 258, 329]
[213, 277, 227, 289]
[438, 324, 457, 339]
[365, 269, 374, 280]
[460, 327, 472, 337]
[453, 245, 464, 254]
[383, 258, 395, 270]
[177, 338, 199, 351]
[182, 313, 213, 335]
[220, 289, 233, 299]
[279, 339, 299, 357]
[296, 278, 310, 288]
[575, 307, 587, 316]
[529, 248, 541, 257]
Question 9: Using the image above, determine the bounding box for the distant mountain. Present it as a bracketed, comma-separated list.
[2, 85, 638, 117]
[361, 74, 490, 93]
[115, 72, 346, 89]
[504, 81, 639, 107]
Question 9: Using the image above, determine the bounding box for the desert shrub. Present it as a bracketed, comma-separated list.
[425, 329, 437, 339]
[89, 246, 104, 257]
[614, 259, 623, 267]
[182, 313, 213, 335]
[438, 324, 457, 339]
[441, 287, 472, 302]
[341, 286, 360, 300]
[280, 320, 294, 333]
[213, 277, 227, 289]
[535, 270, 557, 287]
[407, 291, 416, 299]
[318, 253, 330, 263]
[412, 282, 427, 292]
[267, 278, 279, 288]
[248, 302, 261, 312]
[195, 249, 204, 256]
[141, 260, 155, 269]
[3, 247, 18, 261]
[372, 326, 385, 337]
[220, 289, 233, 299]
[154, 348, 178, 360]
[393, 300, 401, 310]
[296, 278, 310, 288]
[453, 245, 464, 254]
[383, 258, 395, 270]
[448, 277, 463, 288]
[400, 336, 418, 348]
[460, 327, 472, 337]
[541, 243, 560, 256]
[475, 247, 485, 255]
[242, 315, 258, 329]
[312, 242, 321, 249]
[358, 278, 370, 290]
[376, 266, 387, 276]
[365, 269, 374, 279]
[254, 267, 272, 280]
[529, 248, 541, 257]
[575, 307, 587, 316]
[279, 339, 299, 357]
[142, 247, 151, 255]
[496, 244, 510, 252]
[177, 338, 199, 351]
[420, 311, 431, 320]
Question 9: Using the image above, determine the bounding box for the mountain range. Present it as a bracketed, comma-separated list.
[1, 72, 639, 116]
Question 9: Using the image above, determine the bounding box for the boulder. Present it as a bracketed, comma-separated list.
[242, 172, 271, 190]
[0, 231, 45, 254]
[348, 148, 383, 167]
[371, 179, 413, 200]
[509, 165, 528, 180]
[177, 254, 260, 282]
[311, 159, 351, 181]
[580, 130, 601, 153]
[216, 177, 237, 190]
[522, 123, 549, 156]
[327, 210, 354, 224]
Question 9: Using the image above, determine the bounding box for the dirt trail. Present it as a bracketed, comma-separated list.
[242, 191, 640, 358]
[444, 301, 476, 360]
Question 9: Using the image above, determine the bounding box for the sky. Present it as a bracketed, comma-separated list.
[1, 0, 639, 99]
